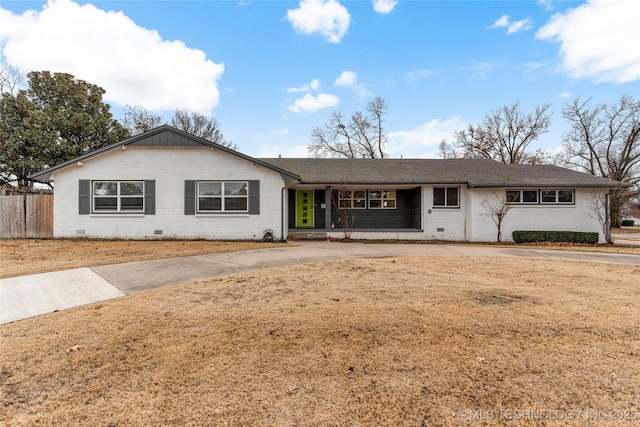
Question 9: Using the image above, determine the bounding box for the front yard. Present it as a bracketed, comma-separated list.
[1, 256, 638, 425]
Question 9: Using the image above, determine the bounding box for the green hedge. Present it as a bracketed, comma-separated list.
[621, 219, 635, 226]
[512, 230, 599, 244]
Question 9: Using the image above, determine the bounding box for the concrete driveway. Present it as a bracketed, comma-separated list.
[2, 242, 639, 324]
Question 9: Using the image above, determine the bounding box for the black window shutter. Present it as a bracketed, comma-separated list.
[185, 180, 195, 215]
[249, 180, 260, 214]
[144, 180, 155, 215]
[79, 179, 90, 214]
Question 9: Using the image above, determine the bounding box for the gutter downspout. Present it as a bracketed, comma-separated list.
[281, 186, 287, 241]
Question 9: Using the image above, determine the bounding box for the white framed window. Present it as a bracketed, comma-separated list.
[433, 187, 459, 208]
[197, 181, 248, 212]
[93, 181, 144, 212]
[368, 190, 396, 209]
[338, 190, 367, 209]
[507, 189, 574, 205]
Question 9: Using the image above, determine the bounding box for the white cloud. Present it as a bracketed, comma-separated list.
[287, 78, 321, 93]
[388, 116, 465, 158]
[557, 92, 571, 99]
[0, 0, 224, 113]
[334, 70, 356, 87]
[333, 70, 368, 96]
[286, 0, 350, 44]
[490, 14, 533, 34]
[289, 93, 339, 113]
[538, 0, 554, 12]
[373, 0, 398, 14]
[404, 68, 436, 84]
[536, 0, 640, 83]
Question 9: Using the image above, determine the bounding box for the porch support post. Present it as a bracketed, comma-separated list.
[325, 186, 332, 231]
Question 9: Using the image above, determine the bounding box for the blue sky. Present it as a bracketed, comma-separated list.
[1, 0, 638, 158]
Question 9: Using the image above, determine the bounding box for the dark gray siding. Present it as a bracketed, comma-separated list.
[331, 188, 421, 229]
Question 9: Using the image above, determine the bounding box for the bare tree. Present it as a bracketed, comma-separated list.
[482, 192, 513, 242]
[586, 191, 612, 244]
[0, 64, 24, 96]
[170, 109, 237, 150]
[438, 139, 459, 159]
[123, 104, 163, 135]
[309, 97, 388, 158]
[446, 101, 552, 164]
[561, 95, 639, 227]
[331, 189, 359, 240]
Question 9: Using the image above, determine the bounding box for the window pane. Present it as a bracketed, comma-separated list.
[447, 187, 459, 206]
[339, 199, 352, 209]
[541, 190, 556, 203]
[120, 182, 143, 196]
[384, 200, 396, 208]
[523, 191, 538, 203]
[369, 199, 382, 208]
[353, 199, 366, 208]
[199, 197, 221, 211]
[369, 191, 381, 199]
[121, 197, 143, 210]
[506, 190, 520, 203]
[199, 182, 221, 196]
[94, 182, 117, 196]
[339, 190, 352, 199]
[225, 182, 247, 196]
[558, 190, 573, 203]
[354, 190, 366, 199]
[225, 197, 248, 211]
[433, 188, 446, 206]
[95, 197, 117, 210]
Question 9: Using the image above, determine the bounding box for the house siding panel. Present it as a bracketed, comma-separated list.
[468, 188, 608, 243]
[52, 146, 285, 240]
[330, 189, 417, 229]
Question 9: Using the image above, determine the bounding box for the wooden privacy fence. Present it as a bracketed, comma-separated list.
[0, 194, 53, 238]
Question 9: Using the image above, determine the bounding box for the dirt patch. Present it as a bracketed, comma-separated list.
[0, 239, 285, 278]
[1, 256, 638, 426]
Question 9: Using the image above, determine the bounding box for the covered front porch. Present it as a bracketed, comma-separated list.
[286, 186, 423, 238]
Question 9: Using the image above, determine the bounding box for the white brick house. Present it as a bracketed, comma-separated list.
[32, 126, 624, 243]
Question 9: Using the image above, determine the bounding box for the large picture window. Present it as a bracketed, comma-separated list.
[93, 181, 144, 212]
[368, 190, 396, 209]
[197, 181, 248, 212]
[433, 187, 459, 208]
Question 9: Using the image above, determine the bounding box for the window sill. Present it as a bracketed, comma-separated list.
[90, 213, 145, 217]
[195, 213, 251, 218]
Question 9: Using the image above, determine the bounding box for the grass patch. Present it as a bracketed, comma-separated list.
[1, 256, 639, 426]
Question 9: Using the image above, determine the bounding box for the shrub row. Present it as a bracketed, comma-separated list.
[621, 219, 635, 226]
[512, 230, 599, 244]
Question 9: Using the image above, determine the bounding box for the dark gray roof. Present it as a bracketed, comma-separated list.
[259, 158, 625, 188]
[31, 126, 300, 181]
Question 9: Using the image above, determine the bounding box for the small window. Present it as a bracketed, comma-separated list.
[433, 187, 459, 208]
[522, 190, 538, 203]
[369, 190, 396, 209]
[558, 190, 574, 203]
[506, 190, 520, 203]
[338, 190, 367, 209]
[93, 181, 143, 212]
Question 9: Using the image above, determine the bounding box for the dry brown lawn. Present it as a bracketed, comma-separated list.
[0, 239, 284, 279]
[1, 239, 639, 280]
[1, 256, 639, 426]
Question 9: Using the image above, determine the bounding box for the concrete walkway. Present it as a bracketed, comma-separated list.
[1, 242, 638, 324]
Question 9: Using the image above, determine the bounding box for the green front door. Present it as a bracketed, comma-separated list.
[296, 190, 314, 228]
